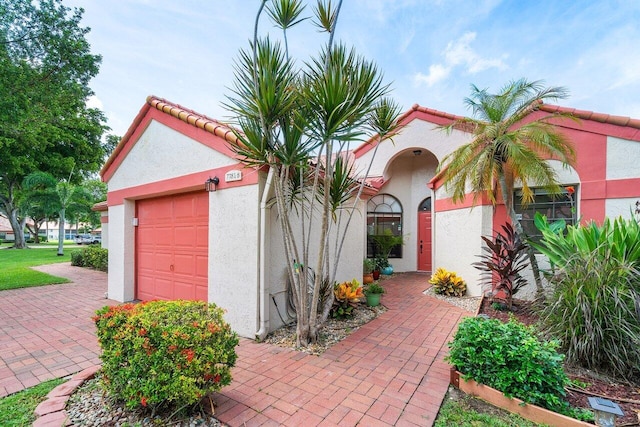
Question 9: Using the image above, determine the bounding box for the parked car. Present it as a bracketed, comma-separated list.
[74, 234, 101, 245]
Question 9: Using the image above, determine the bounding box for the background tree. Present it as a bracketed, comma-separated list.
[23, 171, 91, 255]
[0, 0, 107, 248]
[437, 78, 576, 297]
[225, 0, 401, 346]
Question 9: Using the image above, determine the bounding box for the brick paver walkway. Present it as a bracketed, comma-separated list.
[1, 264, 469, 426]
[212, 273, 469, 426]
[0, 263, 116, 397]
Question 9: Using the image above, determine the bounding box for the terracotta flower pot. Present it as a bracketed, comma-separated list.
[363, 273, 374, 284]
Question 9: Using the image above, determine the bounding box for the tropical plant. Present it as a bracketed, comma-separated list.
[363, 258, 376, 274]
[371, 229, 404, 269]
[225, 0, 401, 346]
[0, 0, 107, 248]
[429, 267, 467, 297]
[447, 317, 578, 417]
[532, 212, 640, 268]
[538, 250, 640, 379]
[23, 171, 91, 255]
[331, 279, 364, 318]
[437, 79, 577, 297]
[94, 300, 238, 412]
[364, 281, 385, 295]
[473, 223, 529, 308]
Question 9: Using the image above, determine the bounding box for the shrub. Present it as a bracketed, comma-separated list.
[473, 223, 528, 308]
[429, 268, 466, 297]
[70, 250, 85, 267]
[539, 250, 640, 379]
[331, 279, 363, 318]
[447, 317, 573, 415]
[93, 300, 239, 412]
[71, 246, 108, 271]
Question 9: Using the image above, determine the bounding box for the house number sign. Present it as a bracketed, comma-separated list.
[225, 170, 242, 182]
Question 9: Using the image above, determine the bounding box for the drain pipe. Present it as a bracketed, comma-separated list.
[255, 167, 274, 340]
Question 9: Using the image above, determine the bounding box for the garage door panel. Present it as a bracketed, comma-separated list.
[154, 277, 173, 300]
[196, 255, 208, 278]
[174, 226, 197, 247]
[173, 280, 197, 300]
[136, 192, 209, 302]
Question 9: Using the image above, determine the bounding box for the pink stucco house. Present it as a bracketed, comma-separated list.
[101, 96, 640, 337]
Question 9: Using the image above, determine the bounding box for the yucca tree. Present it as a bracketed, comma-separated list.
[23, 171, 90, 255]
[225, 0, 401, 346]
[438, 79, 577, 296]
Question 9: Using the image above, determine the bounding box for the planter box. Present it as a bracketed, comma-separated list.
[450, 369, 592, 427]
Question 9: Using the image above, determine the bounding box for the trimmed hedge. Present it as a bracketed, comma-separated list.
[71, 246, 108, 271]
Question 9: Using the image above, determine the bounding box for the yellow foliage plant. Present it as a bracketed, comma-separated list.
[429, 267, 467, 297]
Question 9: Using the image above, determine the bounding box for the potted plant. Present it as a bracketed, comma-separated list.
[371, 229, 404, 275]
[363, 258, 375, 284]
[364, 282, 385, 307]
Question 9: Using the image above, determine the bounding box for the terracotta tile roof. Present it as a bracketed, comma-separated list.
[539, 103, 640, 130]
[147, 96, 239, 144]
[100, 96, 241, 179]
[91, 201, 108, 212]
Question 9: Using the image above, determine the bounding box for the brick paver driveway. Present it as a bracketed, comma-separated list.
[1, 264, 470, 426]
[0, 263, 115, 397]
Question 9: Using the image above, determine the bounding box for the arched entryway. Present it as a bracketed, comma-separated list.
[417, 197, 432, 272]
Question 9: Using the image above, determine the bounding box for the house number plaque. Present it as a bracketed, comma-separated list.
[225, 170, 242, 182]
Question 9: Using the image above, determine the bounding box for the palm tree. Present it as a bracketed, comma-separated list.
[23, 171, 90, 255]
[225, 0, 400, 346]
[438, 78, 577, 297]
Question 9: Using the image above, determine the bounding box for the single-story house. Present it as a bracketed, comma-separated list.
[102, 96, 640, 337]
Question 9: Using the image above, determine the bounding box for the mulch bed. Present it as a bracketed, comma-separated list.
[480, 298, 640, 426]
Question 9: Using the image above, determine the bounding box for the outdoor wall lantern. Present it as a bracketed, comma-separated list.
[413, 149, 422, 156]
[205, 176, 219, 192]
[588, 397, 623, 427]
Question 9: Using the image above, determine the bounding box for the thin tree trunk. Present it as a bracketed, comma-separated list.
[57, 208, 65, 256]
[497, 175, 544, 299]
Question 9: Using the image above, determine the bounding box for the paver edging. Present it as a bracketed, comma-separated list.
[33, 365, 100, 427]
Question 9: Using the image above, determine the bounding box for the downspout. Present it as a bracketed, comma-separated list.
[256, 167, 274, 340]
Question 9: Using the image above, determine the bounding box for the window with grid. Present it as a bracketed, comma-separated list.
[367, 194, 403, 258]
[514, 186, 577, 243]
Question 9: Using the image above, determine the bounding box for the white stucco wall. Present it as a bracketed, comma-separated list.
[605, 198, 639, 219]
[606, 136, 640, 180]
[356, 119, 471, 178]
[432, 205, 493, 296]
[209, 184, 261, 338]
[107, 201, 136, 302]
[267, 197, 366, 331]
[101, 212, 109, 250]
[108, 120, 235, 191]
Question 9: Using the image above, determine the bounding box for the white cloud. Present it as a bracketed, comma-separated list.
[414, 32, 508, 87]
[86, 95, 104, 110]
[414, 64, 450, 87]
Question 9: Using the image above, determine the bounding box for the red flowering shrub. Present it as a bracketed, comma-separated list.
[94, 300, 239, 411]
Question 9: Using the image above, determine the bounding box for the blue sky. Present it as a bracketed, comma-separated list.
[65, 0, 640, 138]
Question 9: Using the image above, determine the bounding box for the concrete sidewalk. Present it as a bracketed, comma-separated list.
[0, 263, 116, 397]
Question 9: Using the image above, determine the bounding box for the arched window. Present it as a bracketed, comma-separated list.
[367, 194, 403, 258]
[418, 197, 431, 212]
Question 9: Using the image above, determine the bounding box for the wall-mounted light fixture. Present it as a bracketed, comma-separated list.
[205, 176, 219, 192]
[413, 149, 422, 156]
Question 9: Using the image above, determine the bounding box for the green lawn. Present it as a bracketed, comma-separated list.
[0, 248, 73, 291]
[0, 378, 64, 426]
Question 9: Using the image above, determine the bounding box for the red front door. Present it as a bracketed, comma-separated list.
[418, 210, 432, 272]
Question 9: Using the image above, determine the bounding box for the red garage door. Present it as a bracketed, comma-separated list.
[136, 192, 208, 301]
